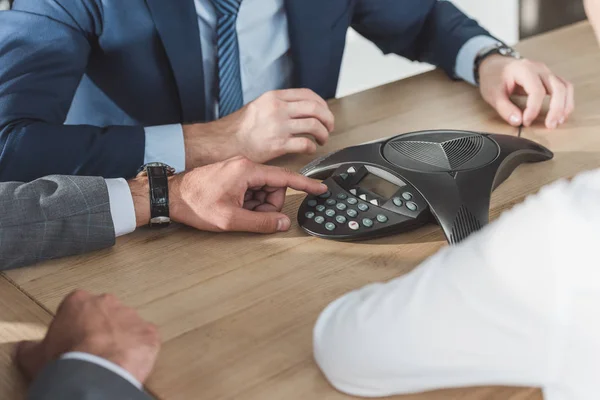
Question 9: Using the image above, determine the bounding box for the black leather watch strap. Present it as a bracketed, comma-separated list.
[147, 165, 170, 227]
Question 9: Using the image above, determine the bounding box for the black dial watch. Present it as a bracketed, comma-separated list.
[137, 162, 176, 227]
[473, 43, 522, 86]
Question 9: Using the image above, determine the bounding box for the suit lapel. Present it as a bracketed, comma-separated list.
[146, 0, 206, 122]
[285, 0, 349, 99]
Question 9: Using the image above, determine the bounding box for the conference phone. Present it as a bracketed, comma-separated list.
[297, 130, 553, 244]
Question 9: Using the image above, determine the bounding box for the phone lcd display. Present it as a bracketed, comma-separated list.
[359, 173, 400, 198]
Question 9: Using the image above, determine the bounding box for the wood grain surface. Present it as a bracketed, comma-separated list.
[5, 21, 600, 400]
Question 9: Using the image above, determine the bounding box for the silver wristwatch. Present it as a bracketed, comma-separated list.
[473, 43, 522, 85]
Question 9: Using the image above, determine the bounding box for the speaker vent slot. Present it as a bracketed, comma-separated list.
[449, 205, 482, 244]
[442, 135, 484, 169]
[389, 135, 484, 171]
[389, 141, 450, 169]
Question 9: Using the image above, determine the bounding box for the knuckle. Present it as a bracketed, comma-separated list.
[146, 323, 161, 341]
[99, 293, 119, 304]
[256, 217, 273, 232]
[233, 157, 253, 171]
[301, 139, 314, 153]
[280, 167, 295, 177]
[64, 289, 88, 305]
[566, 81, 574, 91]
[299, 88, 314, 97]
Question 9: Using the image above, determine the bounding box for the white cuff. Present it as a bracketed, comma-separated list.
[144, 124, 185, 173]
[60, 352, 143, 391]
[455, 35, 500, 86]
[105, 178, 136, 237]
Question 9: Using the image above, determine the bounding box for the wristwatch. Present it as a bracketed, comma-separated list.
[473, 42, 522, 86]
[136, 162, 176, 227]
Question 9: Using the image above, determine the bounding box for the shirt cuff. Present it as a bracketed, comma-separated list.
[455, 35, 501, 86]
[105, 178, 136, 237]
[144, 124, 185, 173]
[60, 352, 143, 391]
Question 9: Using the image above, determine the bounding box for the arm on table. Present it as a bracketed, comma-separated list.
[351, 0, 494, 79]
[314, 169, 600, 398]
[0, 3, 144, 181]
[0, 176, 116, 270]
[28, 358, 154, 400]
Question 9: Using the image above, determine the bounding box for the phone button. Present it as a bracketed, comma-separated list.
[376, 214, 388, 223]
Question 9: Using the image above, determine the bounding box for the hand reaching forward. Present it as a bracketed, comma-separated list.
[130, 156, 328, 234]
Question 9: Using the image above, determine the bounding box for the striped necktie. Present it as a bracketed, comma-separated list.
[212, 0, 244, 118]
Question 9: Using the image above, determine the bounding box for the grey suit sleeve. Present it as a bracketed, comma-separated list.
[28, 359, 154, 400]
[0, 175, 116, 270]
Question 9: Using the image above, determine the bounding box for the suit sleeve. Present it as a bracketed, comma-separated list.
[0, 175, 115, 270]
[351, 0, 494, 78]
[0, 1, 145, 182]
[28, 359, 154, 400]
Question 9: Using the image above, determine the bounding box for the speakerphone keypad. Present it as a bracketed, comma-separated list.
[299, 167, 426, 239]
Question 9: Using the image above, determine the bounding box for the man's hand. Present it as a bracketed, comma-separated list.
[130, 157, 328, 233]
[14, 290, 160, 384]
[183, 89, 335, 168]
[478, 55, 575, 129]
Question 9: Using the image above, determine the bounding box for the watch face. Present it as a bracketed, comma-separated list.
[137, 162, 176, 177]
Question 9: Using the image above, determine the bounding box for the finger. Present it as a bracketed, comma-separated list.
[263, 187, 287, 211]
[275, 88, 328, 107]
[247, 164, 327, 195]
[287, 118, 329, 146]
[541, 74, 567, 129]
[14, 340, 45, 381]
[253, 190, 268, 204]
[243, 200, 262, 210]
[490, 89, 523, 126]
[57, 289, 92, 315]
[287, 100, 335, 133]
[518, 71, 547, 127]
[559, 77, 575, 122]
[227, 209, 291, 233]
[254, 202, 282, 212]
[282, 137, 317, 156]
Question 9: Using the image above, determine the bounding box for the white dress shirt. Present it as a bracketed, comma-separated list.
[313, 168, 600, 400]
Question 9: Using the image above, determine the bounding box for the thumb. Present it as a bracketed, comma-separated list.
[227, 209, 291, 234]
[491, 90, 523, 127]
[14, 340, 46, 381]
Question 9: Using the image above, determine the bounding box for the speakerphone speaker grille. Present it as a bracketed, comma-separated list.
[449, 205, 482, 244]
[389, 135, 484, 171]
[442, 135, 484, 169]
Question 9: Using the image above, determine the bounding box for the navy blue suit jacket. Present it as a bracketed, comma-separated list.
[0, 0, 490, 181]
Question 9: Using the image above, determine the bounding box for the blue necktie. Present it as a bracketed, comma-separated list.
[212, 0, 244, 117]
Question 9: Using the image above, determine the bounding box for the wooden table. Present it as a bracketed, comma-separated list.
[3, 21, 600, 400]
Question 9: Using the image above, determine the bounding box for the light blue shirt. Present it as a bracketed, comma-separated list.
[144, 0, 498, 173]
